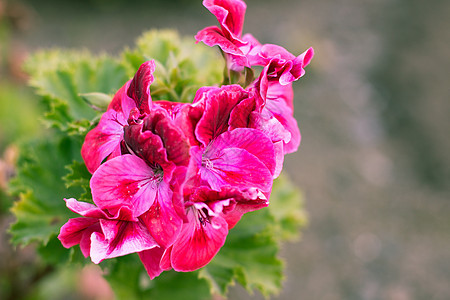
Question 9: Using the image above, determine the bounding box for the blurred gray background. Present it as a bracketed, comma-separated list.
[1, 0, 449, 299]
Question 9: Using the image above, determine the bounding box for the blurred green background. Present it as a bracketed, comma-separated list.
[1, 0, 449, 299]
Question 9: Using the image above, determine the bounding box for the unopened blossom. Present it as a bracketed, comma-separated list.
[195, 0, 258, 70]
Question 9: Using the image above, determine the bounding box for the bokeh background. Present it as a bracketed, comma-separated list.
[1, 0, 449, 299]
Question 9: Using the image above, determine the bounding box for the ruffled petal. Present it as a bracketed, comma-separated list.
[90, 219, 158, 264]
[64, 198, 136, 221]
[127, 60, 155, 113]
[195, 85, 248, 146]
[143, 109, 190, 167]
[203, 0, 247, 38]
[264, 98, 301, 154]
[195, 26, 245, 58]
[90, 155, 160, 218]
[81, 109, 125, 174]
[58, 217, 99, 251]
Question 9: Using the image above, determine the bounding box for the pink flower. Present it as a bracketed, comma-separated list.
[249, 45, 314, 86]
[90, 108, 192, 247]
[195, 0, 314, 79]
[189, 128, 275, 192]
[81, 61, 155, 173]
[195, 0, 259, 70]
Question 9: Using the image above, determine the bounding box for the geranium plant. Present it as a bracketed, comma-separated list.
[9, 0, 312, 299]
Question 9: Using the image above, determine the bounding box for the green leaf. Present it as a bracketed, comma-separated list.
[268, 174, 307, 242]
[122, 29, 223, 102]
[103, 255, 211, 300]
[24, 50, 129, 130]
[199, 174, 306, 298]
[102, 255, 144, 300]
[8, 134, 85, 246]
[37, 235, 76, 265]
[79, 92, 112, 111]
[148, 270, 211, 300]
[63, 160, 92, 203]
[200, 209, 283, 298]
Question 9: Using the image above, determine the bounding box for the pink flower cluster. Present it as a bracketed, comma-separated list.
[58, 0, 312, 279]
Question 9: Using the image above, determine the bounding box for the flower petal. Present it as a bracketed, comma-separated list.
[143, 109, 190, 167]
[170, 207, 228, 272]
[64, 198, 136, 221]
[81, 109, 125, 173]
[124, 122, 176, 182]
[211, 128, 276, 176]
[90, 219, 158, 264]
[201, 146, 273, 192]
[195, 26, 245, 58]
[195, 85, 248, 146]
[264, 97, 301, 154]
[127, 60, 155, 113]
[138, 247, 165, 280]
[203, 0, 247, 38]
[58, 217, 99, 256]
[140, 181, 182, 248]
[90, 155, 159, 218]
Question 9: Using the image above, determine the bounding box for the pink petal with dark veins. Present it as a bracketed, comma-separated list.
[195, 85, 248, 146]
[170, 207, 228, 272]
[90, 218, 158, 264]
[90, 155, 161, 218]
[127, 60, 155, 113]
[201, 146, 273, 192]
[211, 128, 276, 175]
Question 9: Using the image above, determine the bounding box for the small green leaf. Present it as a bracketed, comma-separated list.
[79, 92, 112, 111]
[103, 255, 211, 300]
[268, 174, 307, 242]
[9, 134, 85, 246]
[24, 50, 129, 130]
[148, 270, 211, 300]
[63, 160, 92, 203]
[122, 29, 223, 103]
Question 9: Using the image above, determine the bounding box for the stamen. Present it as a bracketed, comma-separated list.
[202, 158, 214, 170]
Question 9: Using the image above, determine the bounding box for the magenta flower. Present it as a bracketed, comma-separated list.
[81, 60, 155, 173]
[249, 45, 314, 86]
[90, 108, 192, 247]
[195, 0, 259, 70]
[189, 128, 275, 192]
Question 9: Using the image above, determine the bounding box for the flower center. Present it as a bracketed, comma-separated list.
[194, 207, 211, 227]
[202, 158, 214, 170]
